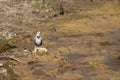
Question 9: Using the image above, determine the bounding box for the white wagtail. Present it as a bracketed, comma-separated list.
[34, 31, 42, 53]
[34, 31, 42, 46]
[33, 31, 47, 57]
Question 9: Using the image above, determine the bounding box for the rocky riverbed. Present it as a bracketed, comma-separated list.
[0, 0, 120, 80]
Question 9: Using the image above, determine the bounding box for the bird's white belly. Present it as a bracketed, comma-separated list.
[35, 38, 41, 45]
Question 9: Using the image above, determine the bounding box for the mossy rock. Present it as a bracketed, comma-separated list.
[0, 39, 16, 53]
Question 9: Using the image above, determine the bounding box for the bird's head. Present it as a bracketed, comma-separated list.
[36, 31, 41, 36]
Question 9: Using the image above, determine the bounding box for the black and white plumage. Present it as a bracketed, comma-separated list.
[33, 31, 47, 55]
[34, 31, 42, 46]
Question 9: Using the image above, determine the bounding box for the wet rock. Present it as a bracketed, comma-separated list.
[32, 47, 48, 56]
[33, 47, 48, 53]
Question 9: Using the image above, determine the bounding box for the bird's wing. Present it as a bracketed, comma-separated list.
[40, 37, 42, 45]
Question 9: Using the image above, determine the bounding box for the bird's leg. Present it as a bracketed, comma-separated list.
[33, 46, 40, 58]
[33, 46, 37, 57]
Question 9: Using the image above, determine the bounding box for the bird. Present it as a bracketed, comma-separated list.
[33, 31, 47, 57]
[34, 31, 42, 54]
[34, 31, 42, 46]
